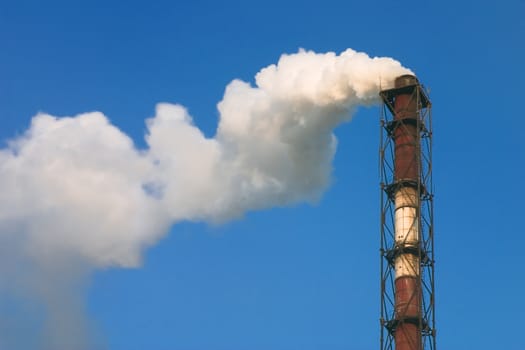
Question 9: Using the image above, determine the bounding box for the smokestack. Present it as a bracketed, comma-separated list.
[380, 75, 436, 350]
[392, 75, 422, 350]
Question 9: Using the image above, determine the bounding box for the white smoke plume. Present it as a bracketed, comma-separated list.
[0, 48, 412, 348]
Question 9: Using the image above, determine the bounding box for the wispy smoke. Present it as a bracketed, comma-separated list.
[0, 48, 411, 348]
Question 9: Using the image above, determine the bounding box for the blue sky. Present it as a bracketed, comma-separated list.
[1, 0, 524, 349]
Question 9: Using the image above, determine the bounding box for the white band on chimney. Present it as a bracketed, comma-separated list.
[394, 186, 419, 278]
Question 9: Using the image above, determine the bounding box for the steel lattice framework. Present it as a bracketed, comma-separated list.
[379, 79, 436, 350]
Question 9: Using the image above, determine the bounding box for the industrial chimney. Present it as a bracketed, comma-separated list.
[379, 76, 436, 350]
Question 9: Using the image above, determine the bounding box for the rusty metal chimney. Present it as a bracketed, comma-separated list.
[379, 76, 436, 350]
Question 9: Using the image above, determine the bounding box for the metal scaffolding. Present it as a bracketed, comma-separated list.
[379, 78, 436, 350]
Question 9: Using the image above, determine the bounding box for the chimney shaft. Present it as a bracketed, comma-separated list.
[392, 75, 422, 350]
